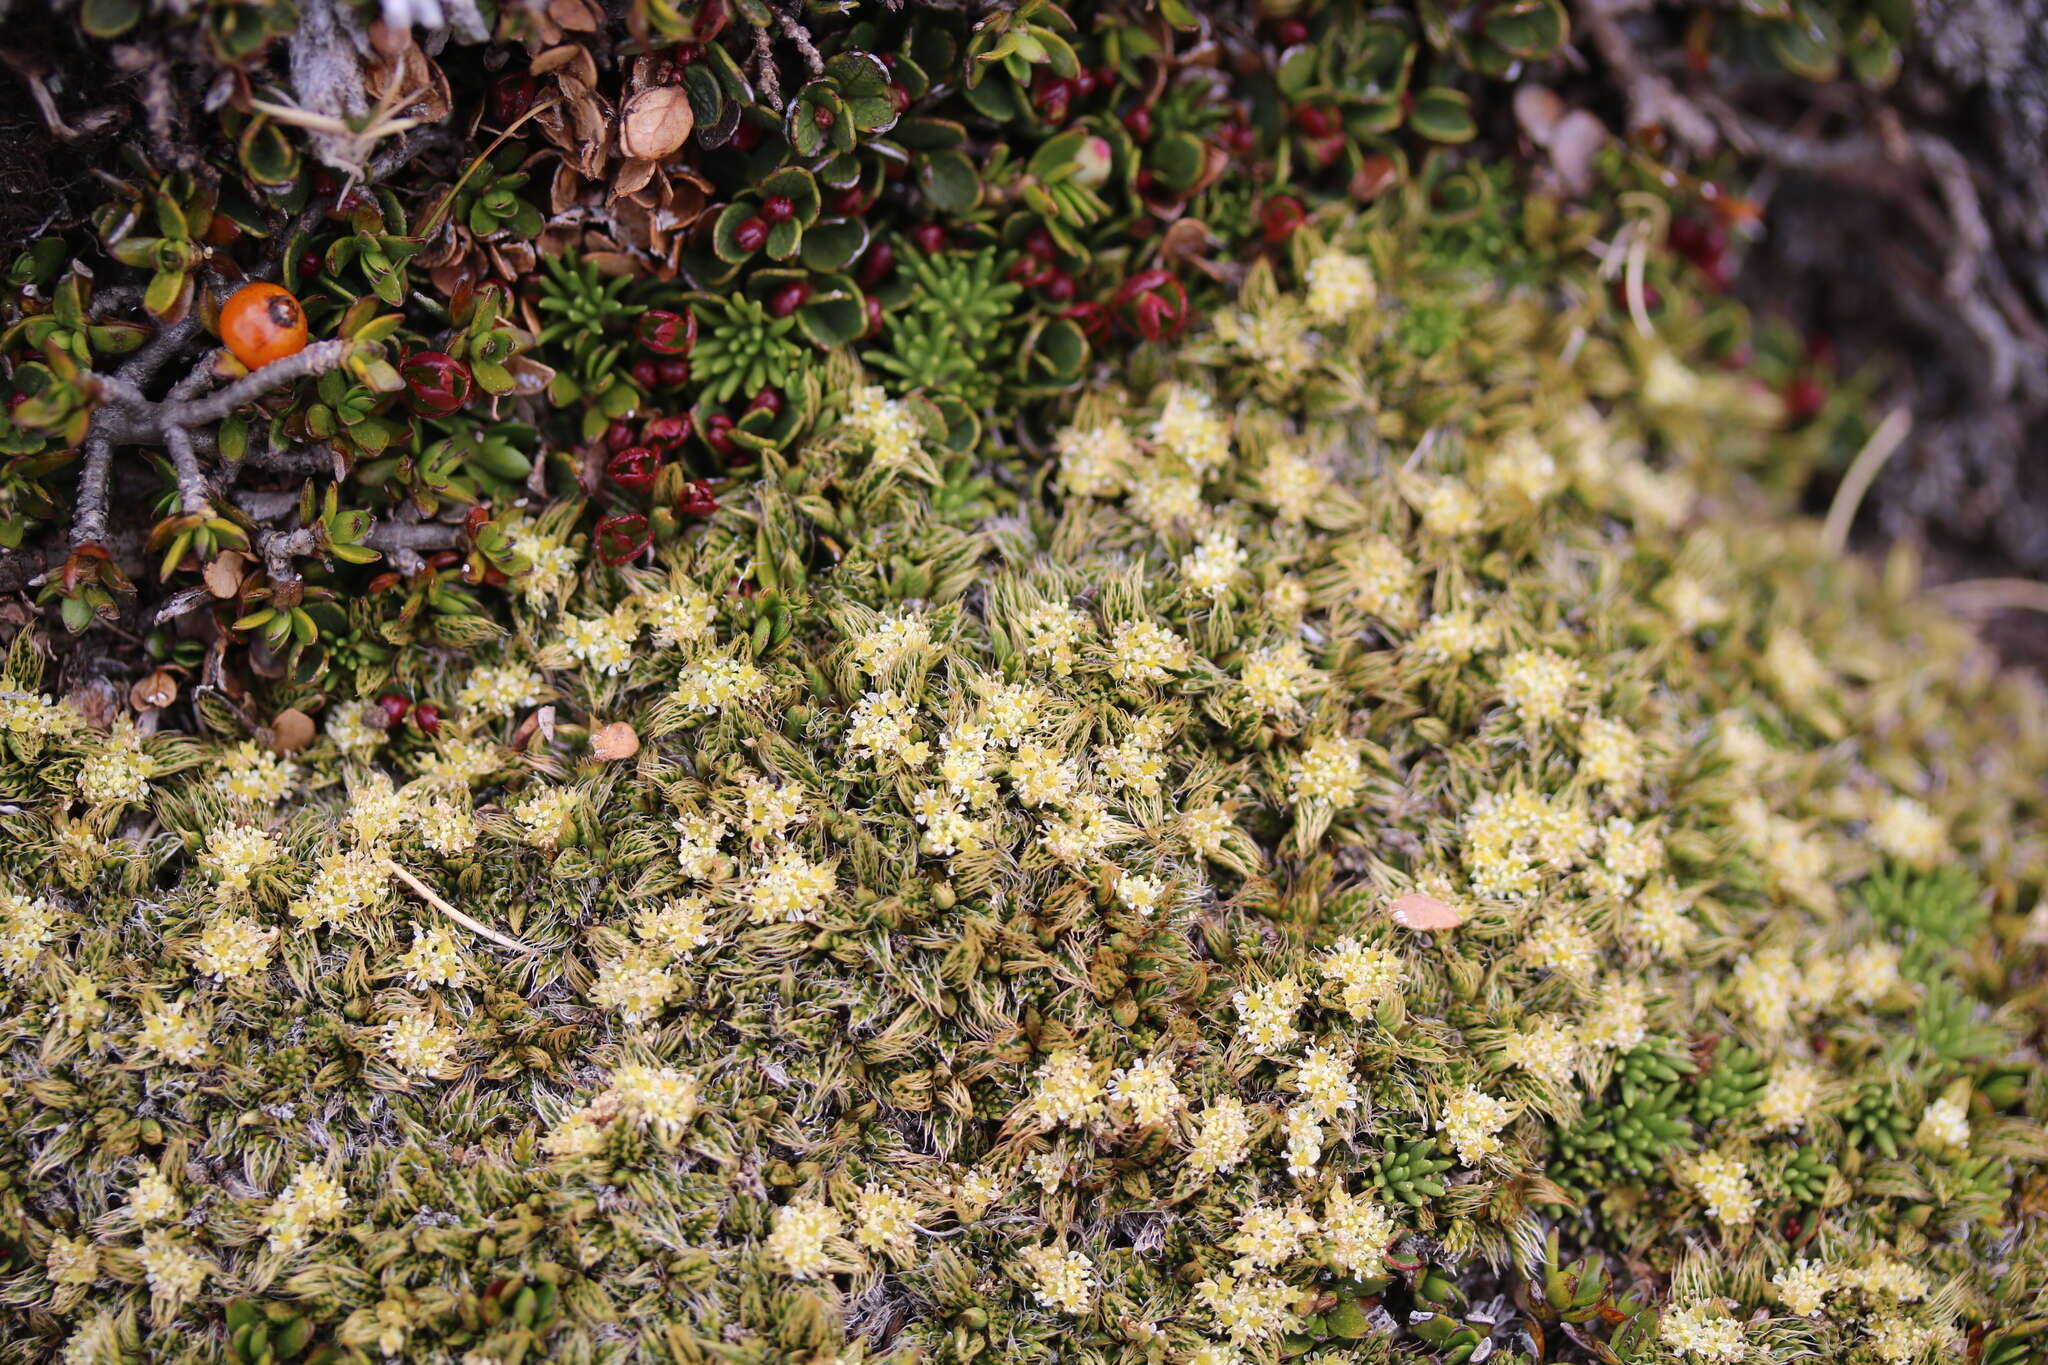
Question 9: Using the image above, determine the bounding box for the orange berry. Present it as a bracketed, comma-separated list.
[219, 282, 309, 369]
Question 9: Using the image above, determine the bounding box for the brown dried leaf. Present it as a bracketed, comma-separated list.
[1350, 155, 1400, 203]
[271, 708, 315, 754]
[204, 551, 248, 599]
[1389, 892, 1466, 931]
[591, 722, 641, 761]
[619, 87, 694, 162]
[129, 670, 178, 711]
[547, 0, 603, 31]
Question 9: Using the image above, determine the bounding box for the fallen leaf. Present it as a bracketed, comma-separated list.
[592, 721, 641, 761]
[619, 87, 694, 162]
[1349, 154, 1399, 203]
[270, 708, 314, 754]
[204, 551, 247, 599]
[129, 670, 178, 711]
[1389, 892, 1466, 931]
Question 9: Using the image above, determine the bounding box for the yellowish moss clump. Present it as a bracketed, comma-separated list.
[2, 204, 2046, 1365]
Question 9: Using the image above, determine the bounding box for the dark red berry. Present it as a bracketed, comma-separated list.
[833, 186, 870, 215]
[889, 83, 911, 114]
[678, 478, 720, 517]
[768, 282, 810, 318]
[607, 446, 662, 494]
[813, 103, 836, 129]
[605, 419, 637, 453]
[1226, 123, 1258, 156]
[399, 351, 475, 419]
[630, 357, 660, 391]
[642, 413, 693, 451]
[1260, 195, 1306, 244]
[704, 414, 737, 455]
[297, 251, 323, 281]
[733, 216, 769, 253]
[1273, 17, 1310, 45]
[1784, 374, 1825, 423]
[1292, 104, 1337, 139]
[858, 241, 897, 290]
[1071, 68, 1097, 98]
[1122, 108, 1153, 141]
[413, 702, 442, 736]
[1093, 66, 1116, 93]
[1024, 228, 1057, 261]
[863, 294, 884, 338]
[658, 357, 692, 388]
[1135, 168, 1156, 193]
[594, 512, 652, 565]
[489, 73, 539, 126]
[748, 387, 783, 418]
[376, 693, 411, 727]
[762, 195, 795, 223]
[731, 120, 763, 151]
[636, 308, 697, 356]
[910, 224, 946, 254]
[1034, 77, 1073, 122]
[1041, 272, 1075, 303]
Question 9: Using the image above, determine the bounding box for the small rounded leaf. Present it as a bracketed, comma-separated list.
[619, 86, 696, 161]
[1389, 892, 1466, 931]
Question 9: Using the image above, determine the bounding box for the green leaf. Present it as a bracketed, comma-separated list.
[1147, 130, 1207, 193]
[765, 218, 802, 262]
[795, 280, 867, 349]
[919, 149, 982, 215]
[1409, 88, 1476, 143]
[80, 0, 142, 37]
[800, 218, 868, 273]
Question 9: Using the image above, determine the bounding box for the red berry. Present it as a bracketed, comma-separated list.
[489, 73, 539, 126]
[734, 216, 769, 253]
[1292, 104, 1337, 139]
[1259, 195, 1306, 244]
[1273, 17, 1310, 45]
[858, 241, 897, 289]
[1123, 107, 1153, 141]
[731, 120, 763, 151]
[813, 104, 836, 130]
[863, 294, 884, 338]
[833, 186, 870, 215]
[658, 357, 692, 388]
[678, 478, 720, 517]
[413, 702, 441, 736]
[1093, 66, 1116, 93]
[297, 250, 323, 281]
[607, 445, 662, 494]
[636, 308, 697, 356]
[910, 224, 946, 254]
[704, 414, 737, 456]
[1135, 168, 1156, 193]
[376, 693, 411, 726]
[399, 351, 474, 419]
[1784, 374, 1826, 423]
[605, 419, 637, 452]
[762, 195, 795, 223]
[1041, 272, 1075, 304]
[594, 512, 652, 565]
[748, 387, 783, 418]
[1024, 228, 1057, 261]
[1227, 124, 1259, 156]
[670, 41, 701, 68]
[1034, 78, 1072, 122]
[889, 83, 911, 115]
[1071, 68, 1097, 99]
[768, 282, 810, 318]
[630, 357, 660, 391]
[642, 413, 693, 451]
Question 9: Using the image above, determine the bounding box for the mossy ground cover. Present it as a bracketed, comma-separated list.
[2, 176, 2046, 1365]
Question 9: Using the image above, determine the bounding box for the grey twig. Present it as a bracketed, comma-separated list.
[71, 438, 115, 548]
